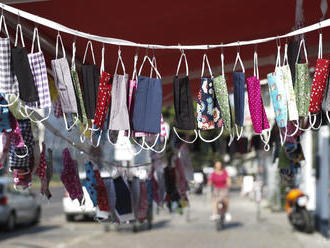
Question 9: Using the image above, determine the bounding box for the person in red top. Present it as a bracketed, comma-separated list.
[208, 160, 231, 220]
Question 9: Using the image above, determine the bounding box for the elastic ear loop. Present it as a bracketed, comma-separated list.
[24, 106, 52, 123]
[100, 44, 105, 75]
[63, 113, 79, 131]
[55, 33, 66, 59]
[0, 14, 9, 38]
[235, 124, 244, 140]
[31, 27, 41, 54]
[310, 113, 322, 130]
[318, 32, 323, 59]
[88, 121, 100, 132]
[114, 47, 126, 75]
[14, 144, 29, 158]
[260, 129, 271, 151]
[150, 55, 157, 78]
[18, 102, 35, 119]
[107, 129, 131, 146]
[173, 127, 198, 144]
[279, 127, 287, 146]
[296, 38, 308, 64]
[287, 120, 300, 137]
[80, 123, 89, 143]
[131, 136, 149, 151]
[198, 125, 223, 143]
[233, 51, 245, 73]
[176, 52, 189, 77]
[14, 24, 25, 47]
[82, 40, 96, 64]
[90, 130, 103, 148]
[201, 53, 213, 78]
[294, 113, 316, 131]
[138, 55, 161, 79]
[146, 135, 167, 153]
[0, 94, 19, 107]
[228, 131, 235, 146]
[143, 133, 161, 149]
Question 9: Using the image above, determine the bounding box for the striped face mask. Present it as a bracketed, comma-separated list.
[246, 51, 270, 150]
[267, 45, 288, 145]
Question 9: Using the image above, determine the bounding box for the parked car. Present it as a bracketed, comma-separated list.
[0, 177, 41, 231]
[62, 171, 110, 221]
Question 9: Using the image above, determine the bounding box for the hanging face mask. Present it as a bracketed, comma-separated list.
[0, 15, 19, 104]
[51, 34, 78, 130]
[173, 50, 197, 144]
[23, 28, 51, 122]
[81, 41, 100, 121]
[0, 94, 13, 133]
[61, 148, 84, 204]
[294, 39, 312, 119]
[11, 24, 39, 103]
[94, 45, 112, 130]
[232, 49, 245, 140]
[196, 54, 223, 143]
[280, 43, 299, 136]
[132, 54, 162, 134]
[246, 51, 270, 150]
[84, 161, 98, 207]
[267, 45, 288, 145]
[108, 48, 130, 136]
[71, 41, 88, 127]
[128, 55, 139, 131]
[310, 33, 330, 126]
[94, 169, 110, 220]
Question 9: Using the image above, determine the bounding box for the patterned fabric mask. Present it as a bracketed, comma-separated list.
[197, 54, 223, 142]
[294, 39, 312, 118]
[214, 53, 232, 132]
[84, 161, 98, 207]
[94, 168, 110, 219]
[309, 33, 330, 114]
[61, 148, 83, 204]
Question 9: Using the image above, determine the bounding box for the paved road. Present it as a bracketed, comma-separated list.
[0, 189, 328, 248]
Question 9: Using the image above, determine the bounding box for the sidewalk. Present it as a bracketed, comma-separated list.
[67, 190, 329, 248]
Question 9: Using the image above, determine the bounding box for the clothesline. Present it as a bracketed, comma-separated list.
[1, 3, 330, 50]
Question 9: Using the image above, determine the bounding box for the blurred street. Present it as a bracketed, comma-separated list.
[0, 188, 328, 248]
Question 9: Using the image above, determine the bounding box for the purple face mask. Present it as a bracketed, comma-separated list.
[61, 148, 83, 204]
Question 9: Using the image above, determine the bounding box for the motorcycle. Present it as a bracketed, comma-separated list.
[285, 188, 314, 233]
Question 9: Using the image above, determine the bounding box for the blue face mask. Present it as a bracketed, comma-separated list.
[84, 161, 98, 207]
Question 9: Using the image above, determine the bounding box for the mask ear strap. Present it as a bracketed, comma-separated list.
[114, 47, 126, 75]
[150, 56, 157, 78]
[143, 134, 160, 149]
[138, 56, 161, 79]
[253, 51, 259, 79]
[220, 53, 225, 77]
[132, 54, 138, 81]
[176, 51, 189, 77]
[147, 135, 167, 154]
[0, 14, 9, 38]
[31, 27, 41, 54]
[198, 126, 223, 143]
[24, 106, 52, 123]
[63, 113, 78, 131]
[83, 40, 96, 64]
[201, 54, 213, 78]
[100, 44, 105, 75]
[14, 24, 25, 47]
[131, 136, 149, 151]
[233, 51, 245, 73]
[71, 41, 76, 70]
[14, 144, 29, 158]
[279, 127, 287, 146]
[310, 113, 322, 130]
[260, 129, 271, 151]
[318, 32, 323, 59]
[296, 38, 308, 64]
[275, 45, 281, 70]
[173, 127, 198, 144]
[283, 43, 289, 66]
[287, 120, 300, 137]
[55, 33, 66, 59]
[0, 94, 19, 107]
[235, 125, 244, 140]
[130, 137, 145, 155]
[90, 130, 103, 148]
[80, 123, 89, 143]
[228, 131, 235, 146]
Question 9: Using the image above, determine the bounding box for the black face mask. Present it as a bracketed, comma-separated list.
[173, 75, 195, 130]
[81, 64, 99, 119]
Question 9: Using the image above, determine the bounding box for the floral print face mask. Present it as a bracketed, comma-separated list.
[196, 54, 223, 143]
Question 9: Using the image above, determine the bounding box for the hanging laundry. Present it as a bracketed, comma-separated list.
[94, 169, 110, 219]
[81, 41, 99, 120]
[132, 55, 162, 134]
[0, 15, 19, 97]
[108, 48, 130, 132]
[51, 34, 78, 130]
[70, 41, 88, 126]
[25, 27, 51, 115]
[0, 94, 13, 133]
[294, 39, 312, 118]
[173, 51, 196, 141]
[94, 46, 112, 130]
[128, 55, 139, 131]
[197, 54, 223, 142]
[61, 148, 83, 204]
[309, 33, 330, 114]
[113, 176, 134, 222]
[214, 53, 232, 132]
[84, 161, 98, 207]
[11, 24, 38, 103]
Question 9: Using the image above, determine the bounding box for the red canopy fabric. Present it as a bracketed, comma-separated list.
[12, 0, 330, 104]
